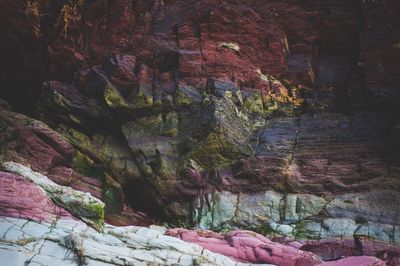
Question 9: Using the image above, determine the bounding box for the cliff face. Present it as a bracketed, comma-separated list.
[0, 0, 400, 265]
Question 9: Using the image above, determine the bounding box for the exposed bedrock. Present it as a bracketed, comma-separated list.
[0, 0, 400, 260]
[0, 171, 264, 266]
[35, 68, 400, 242]
[1, 169, 395, 265]
[0, 102, 153, 226]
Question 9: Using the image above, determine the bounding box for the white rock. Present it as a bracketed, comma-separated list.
[0, 216, 256, 266]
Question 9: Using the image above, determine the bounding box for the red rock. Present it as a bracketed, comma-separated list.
[167, 228, 322, 265]
[0, 0, 399, 244]
[0, 171, 74, 222]
[48, 166, 103, 200]
[299, 239, 400, 266]
[0, 105, 153, 227]
[0, 109, 74, 173]
[320, 256, 386, 266]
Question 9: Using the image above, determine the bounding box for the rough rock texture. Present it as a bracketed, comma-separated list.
[299, 239, 400, 265]
[0, 0, 400, 265]
[0, 168, 391, 266]
[168, 228, 322, 265]
[8, 0, 394, 228]
[0, 165, 258, 265]
[1, 161, 105, 231]
[169, 229, 391, 266]
[193, 188, 400, 243]
[320, 256, 385, 266]
[359, 0, 400, 109]
[0, 103, 153, 226]
[0, 0, 399, 235]
[0, 171, 73, 222]
[0, 216, 264, 266]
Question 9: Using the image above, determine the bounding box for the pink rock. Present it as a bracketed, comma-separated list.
[299, 238, 400, 266]
[320, 256, 386, 266]
[0, 171, 74, 222]
[49, 166, 103, 199]
[167, 228, 322, 265]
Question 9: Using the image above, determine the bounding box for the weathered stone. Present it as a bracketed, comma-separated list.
[1, 1, 400, 261]
[0, 217, 261, 266]
[326, 190, 400, 225]
[0, 171, 73, 223]
[284, 194, 327, 223]
[168, 228, 322, 265]
[320, 256, 386, 266]
[299, 238, 400, 265]
[1, 162, 105, 231]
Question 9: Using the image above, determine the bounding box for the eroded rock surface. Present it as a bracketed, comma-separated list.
[1, 162, 104, 231]
[0, 168, 392, 265]
[0, 103, 153, 226]
[0, 0, 400, 265]
[0, 164, 260, 265]
[169, 229, 393, 266]
[0, 171, 74, 222]
[168, 228, 322, 265]
[0, 216, 266, 266]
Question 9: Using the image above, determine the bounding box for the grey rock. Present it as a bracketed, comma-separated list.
[0, 216, 258, 266]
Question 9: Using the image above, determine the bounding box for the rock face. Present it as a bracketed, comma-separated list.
[0, 0, 400, 265]
[168, 228, 323, 265]
[0, 103, 153, 226]
[299, 239, 400, 265]
[1, 162, 105, 231]
[0, 217, 259, 266]
[0, 167, 393, 265]
[169, 229, 395, 266]
[0, 163, 263, 266]
[193, 189, 400, 243]
[0, 171, 73, 222]
[21, 1, 399, 225]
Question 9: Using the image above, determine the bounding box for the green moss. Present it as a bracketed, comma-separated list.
[104, 82, 129, 109]
[132, 86, 153, 108]
[61, 127, 95, 153]
[103, 186, 122, 214]
[89, 202, 105, 232]
[190, 132, 251, 169]
[243, 91, 264, 115]
[53, 192, 105, 232]
[215, 223, 232, 234]
[292, 221, 319, 240]
[73, 152, 106, 182]
[258, 224, 276, 236]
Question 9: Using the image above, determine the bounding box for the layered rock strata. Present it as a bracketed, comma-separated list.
[0, 0, 399, 265]
[0, 166, 393, 266]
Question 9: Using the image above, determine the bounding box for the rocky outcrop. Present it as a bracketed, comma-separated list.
[359, 0, 400, 110]
[169, 229, 393, 266]
[299, 239, 400, 265]
[1, 0, 398, 237]
[168, 228, 322, 265]
[0, 216, 263, 266]
[0, 0, 400, 265]
[0, 167, 392, 265]
[1, 161, 105, 231]
[0, 171, 73, 222]
[0, 162, 259, 265]
[0, 102, 152, 226]
[193, 189, 400, 242]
